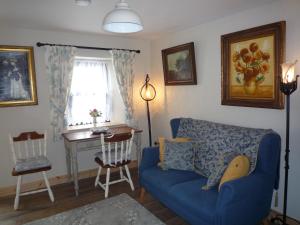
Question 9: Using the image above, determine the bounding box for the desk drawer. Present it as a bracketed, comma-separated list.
[77, 140, 102, 150]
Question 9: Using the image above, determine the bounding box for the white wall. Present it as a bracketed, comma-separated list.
[150, 0, 300, 220]
[0, 27, 151, 188]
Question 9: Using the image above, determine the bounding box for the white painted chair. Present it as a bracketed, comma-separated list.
[94, 130, 135, 198]
[9, 131, 54, 210]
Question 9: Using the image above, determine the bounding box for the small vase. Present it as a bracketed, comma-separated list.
[244, 79, 257, 95]
[92, 117, 97, 127]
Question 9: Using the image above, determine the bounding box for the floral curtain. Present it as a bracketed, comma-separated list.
[111, 50, 136, 125]
[44, 46, 77, 141]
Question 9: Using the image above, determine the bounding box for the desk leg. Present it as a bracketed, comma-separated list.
[70, 142, 79, 196]
[64, 140, 72, 180]
[135, 133, 142, 167]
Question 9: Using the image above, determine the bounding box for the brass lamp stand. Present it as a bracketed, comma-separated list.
[140, 74, 156, 147]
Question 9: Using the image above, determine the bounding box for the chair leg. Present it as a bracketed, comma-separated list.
[105, 168, 110, 198]
[139, 187, 146, 203]
[124, 165, 134, 191]
[95, 166, 102, 187]
[42, 171, 54, 202]
[119, 167, 124, 179]
[14, 175, 22, 210]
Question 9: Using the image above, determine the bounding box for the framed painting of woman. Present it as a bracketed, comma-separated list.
[0, 46, 38, 107]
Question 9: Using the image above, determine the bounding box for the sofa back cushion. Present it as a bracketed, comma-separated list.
[194, 140, 236, 177]
[170, 118, 281, 190]
[176, 118, 271, 174]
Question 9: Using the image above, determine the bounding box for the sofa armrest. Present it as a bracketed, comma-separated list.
[215, 173, 273, 225]
[139, 146, 160, 174]
[217, 173, 273, 208]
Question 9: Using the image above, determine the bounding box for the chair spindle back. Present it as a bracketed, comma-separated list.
[9, 131, 47, 164]
[100, 130, 135, 165]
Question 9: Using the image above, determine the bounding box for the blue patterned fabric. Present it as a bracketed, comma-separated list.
[177, 118, 272, 175]
[162, 141, 195, 171]
[193, 140, 232, 177]
[203, 151, 238, 190]
[15, 156, 51, 172]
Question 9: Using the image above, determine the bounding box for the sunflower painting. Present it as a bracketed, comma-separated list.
[230, 36, 274, 98]
[221, 22, 285, 109]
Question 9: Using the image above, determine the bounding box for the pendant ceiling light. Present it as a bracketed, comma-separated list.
[103, 0, 143, 33]
[75, 0, 91, 6]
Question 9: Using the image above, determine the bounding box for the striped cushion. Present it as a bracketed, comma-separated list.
[15, 156, 51, 172]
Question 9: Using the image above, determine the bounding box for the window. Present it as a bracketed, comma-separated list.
[65, 57, 112, 126]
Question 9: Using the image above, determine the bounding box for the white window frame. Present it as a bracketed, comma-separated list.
[65, 53, 126, 131]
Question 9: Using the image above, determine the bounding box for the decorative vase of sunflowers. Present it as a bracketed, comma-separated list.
[233, 42, 270, 95]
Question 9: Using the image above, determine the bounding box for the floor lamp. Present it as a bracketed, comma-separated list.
[140, 74, 156, 147]
[272, 60, 299, 225]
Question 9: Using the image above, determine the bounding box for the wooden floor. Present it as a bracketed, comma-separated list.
[0, 169, 299, 225]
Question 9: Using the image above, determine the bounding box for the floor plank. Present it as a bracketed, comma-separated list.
[0, 169, 299, 225]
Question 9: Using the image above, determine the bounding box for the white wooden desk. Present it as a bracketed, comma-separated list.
[62, 124, 142, 196]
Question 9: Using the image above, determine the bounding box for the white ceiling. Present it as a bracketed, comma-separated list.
[0, 0, 277, 39]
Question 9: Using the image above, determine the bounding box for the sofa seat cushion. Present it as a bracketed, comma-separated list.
[169, 179, 218, 225]
[140, 167, 201, 193]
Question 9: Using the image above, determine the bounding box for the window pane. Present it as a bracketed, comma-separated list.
[66, 58, 111, 126]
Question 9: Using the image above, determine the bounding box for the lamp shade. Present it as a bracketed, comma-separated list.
[75, 0, 91, 6]
[140, 74, 156, 101]
[281, 61, 297, 83]
[103, 0, 143, 33]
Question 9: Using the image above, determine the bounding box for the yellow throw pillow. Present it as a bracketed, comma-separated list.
[219, 155, 250, 191]
[158, 137, 191, 163]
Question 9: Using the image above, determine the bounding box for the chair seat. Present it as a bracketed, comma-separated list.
[10, 131, 55, 209]
[95, 151, 130, 168]
[13, 156, 51, 175]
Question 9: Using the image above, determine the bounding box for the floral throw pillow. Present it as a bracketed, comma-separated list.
[194, 139, 232, 177]
[202, 151, 238, 190]
[161, 140, 195, 171]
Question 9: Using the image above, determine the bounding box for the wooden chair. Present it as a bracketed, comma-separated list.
[9, 131, 54, 210]
[94, 130, 135, 198]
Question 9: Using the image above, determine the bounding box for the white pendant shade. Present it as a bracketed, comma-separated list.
[103, 0, 143, 33]
[75, 0, 91, 6]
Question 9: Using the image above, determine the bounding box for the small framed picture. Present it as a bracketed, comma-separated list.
[0, 46, 38, 107]
[162, 42, 197, 85]
[221, 21, 285, 109]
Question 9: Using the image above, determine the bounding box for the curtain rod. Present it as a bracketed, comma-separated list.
[36, 42, 141, 54]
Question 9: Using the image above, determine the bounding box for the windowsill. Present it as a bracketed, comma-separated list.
[64, 121, 126, 133]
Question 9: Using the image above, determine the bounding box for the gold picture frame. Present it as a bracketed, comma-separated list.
[221, 21, 285, 109]
[0, 46, 38, 107]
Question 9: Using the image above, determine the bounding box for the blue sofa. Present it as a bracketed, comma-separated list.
[139, 118, 281, 225]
